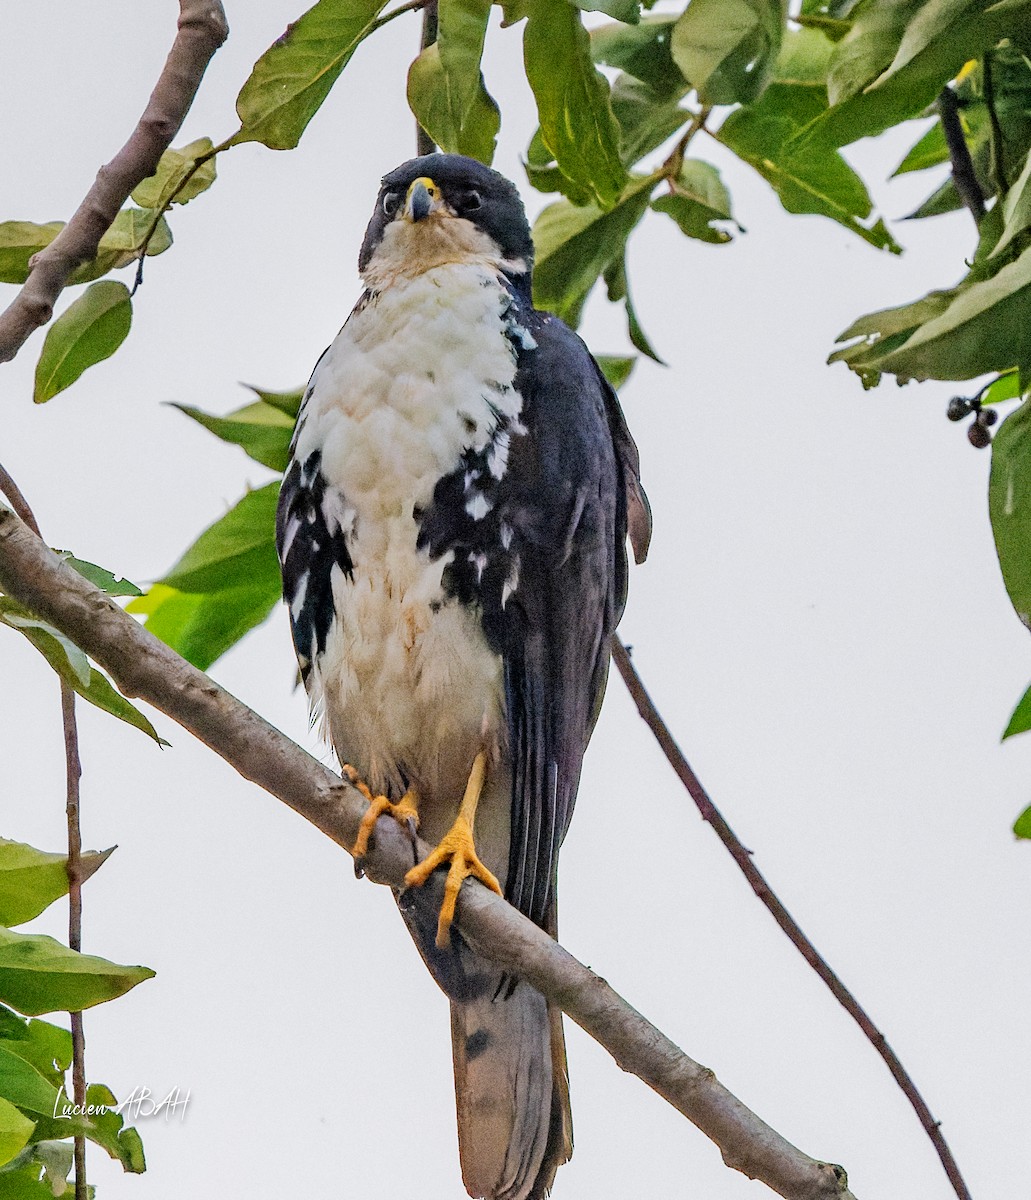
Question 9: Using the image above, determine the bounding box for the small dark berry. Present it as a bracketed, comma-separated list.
[968, 422, 991, 448]
[980, 407, 998, 426]
[947, 396, 972, 421]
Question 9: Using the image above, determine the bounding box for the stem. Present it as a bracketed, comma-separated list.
[0, 465, 87, 1200]
[937, 86, 984, 225]
[62, 684, 87, 1200]
[610, 638, 973, 1200]
[662, 106, 712, 182]
[416, 0, 439, 157]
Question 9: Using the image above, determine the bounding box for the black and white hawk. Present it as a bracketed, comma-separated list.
[276, 154, 649, 1200]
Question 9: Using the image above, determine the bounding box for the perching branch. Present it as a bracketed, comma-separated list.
[611, 639, 973, 1200]
[0, 0, 228, 364]
[0, 506, 856, 1200]
[0, 466, 87, 1200]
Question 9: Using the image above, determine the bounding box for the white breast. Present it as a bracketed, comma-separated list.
[295, 264, 523, 802]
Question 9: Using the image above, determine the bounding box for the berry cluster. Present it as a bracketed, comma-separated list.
[947, 393, 997, 448]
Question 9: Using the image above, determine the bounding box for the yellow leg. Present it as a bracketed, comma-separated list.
[404, 751, 503, 948]
[344, 763, 420, 861]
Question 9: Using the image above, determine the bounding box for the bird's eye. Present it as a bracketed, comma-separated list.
[462, 190, 482, 212]
[382, 191, 400, 216]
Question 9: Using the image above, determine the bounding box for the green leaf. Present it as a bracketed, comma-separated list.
[242, 384, 305, 419]
[591, 16, 685, 99]
[407, 45, 500, 164]
[0, 600, 164, 745]
[0, 928, 153, 1018]
[716, 31, 901, 252]
[56, 555, 142, 597]
[0, 841, 114, 928]
[824, 0, 926, 105]
[0, 1013, 72, 1082]
[157, 483, 281, 593]
[171, 398, 295, 472]
[1003, 680, 1031, 739]
[0, 1096, 34, 1168]
[604, 254, 663, 362]
[892, 118, 949, 176]
[651, 159, 735, 244]
[671, 0, 785, 105]
[232, 0, 389, 150]
[1014, 804, 1031, 838]
[33, 282, 132, 404]
[0, 223, 64, 286]
[980, 369, 1025, 406]
[0, 1162, 74, 1199]
[0, 211, 170, 288]
[873, 243, 1031, 381]
[595, 355, 636, 389]
[0, 1046, 60, 1117]
[994, 147, 1031, 257]
[67, 209, 173, 285]
[127, 581, 281, 673]
[531, 173, 657, 326]
[524, 0, 628, 209]
[797, 0, 1023, 151]
[571, 0, 640, 22]
[990, 398, 1031, 640]
[609, 74, 691, 167]
[131, 137, 218, 211]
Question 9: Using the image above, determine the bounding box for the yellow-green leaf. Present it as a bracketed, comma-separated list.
[0, 928, 154, 1017]
[131, 137, 218, 210]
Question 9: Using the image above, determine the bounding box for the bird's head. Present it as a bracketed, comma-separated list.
[358, 154, 534, 291]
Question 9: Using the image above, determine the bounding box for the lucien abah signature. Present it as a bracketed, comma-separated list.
[52, 1084, 190, 1122]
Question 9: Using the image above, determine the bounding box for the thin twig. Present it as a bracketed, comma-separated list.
[416, 0, 439, 157]
[372, 0, 428, 32]
[0, 466, 87, 1200]
[937, 86, 984, 226]
[610, 637, 974, 1200]
[62, 684, 87, 1200]
[0, 508, 858, 1200]
[662, 105, 712, 182]
[0, 0, 228, 364]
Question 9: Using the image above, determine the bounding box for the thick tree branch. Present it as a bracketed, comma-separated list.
[0, 0, 228, 364]
[0, 506, 856, 1200]
[612, 639, 973, 1200]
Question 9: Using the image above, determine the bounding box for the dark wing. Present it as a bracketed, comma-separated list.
[276, 368, 354, 687]
[418, 307, 649, 929]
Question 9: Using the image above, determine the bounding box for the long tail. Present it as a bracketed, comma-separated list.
[397, 891, 572, 1200]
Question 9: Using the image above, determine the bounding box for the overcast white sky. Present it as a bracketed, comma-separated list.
[3, 4, 1031, 1199]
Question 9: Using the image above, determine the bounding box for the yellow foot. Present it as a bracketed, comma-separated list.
[404, 813, 502, 949]
[344, 764, 419, 864]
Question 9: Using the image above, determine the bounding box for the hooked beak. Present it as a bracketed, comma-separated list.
[405, 176, 440, 223]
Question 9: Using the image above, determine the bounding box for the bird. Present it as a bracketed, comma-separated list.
[276, 153, 649, 1200]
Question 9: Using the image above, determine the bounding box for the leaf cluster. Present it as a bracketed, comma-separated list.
[0, 840, 152, 1187]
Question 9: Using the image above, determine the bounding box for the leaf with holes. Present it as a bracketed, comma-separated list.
[671, 0, 785, 106]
